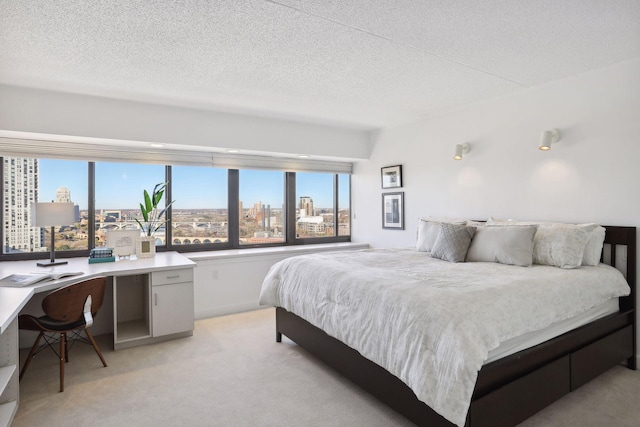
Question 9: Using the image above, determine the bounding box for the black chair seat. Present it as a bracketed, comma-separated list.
[20, 314, 86, 332]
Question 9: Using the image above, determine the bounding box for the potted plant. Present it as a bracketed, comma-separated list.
[135, 182, 173, 258]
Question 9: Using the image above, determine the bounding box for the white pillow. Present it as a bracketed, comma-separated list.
[416, 217, 466, 253]
[533, 224, 598, 268]
[466, 225, 537, 267]
[487, 218, 605, 267]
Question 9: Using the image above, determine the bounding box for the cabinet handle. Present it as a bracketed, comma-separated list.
[154, 293, 158, 306]
[165, 275, 180, 279]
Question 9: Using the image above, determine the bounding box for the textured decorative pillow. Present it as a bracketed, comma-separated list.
[466, 225, 537, 267]
[415, 217, 466, 253]
[582, 225, 606, 266]
[533, 224, 598, 268]
[487, 218, 605, 267]
[430, 223, 476, 263]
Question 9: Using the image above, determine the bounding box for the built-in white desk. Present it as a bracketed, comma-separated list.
[0, 252, 196, 427]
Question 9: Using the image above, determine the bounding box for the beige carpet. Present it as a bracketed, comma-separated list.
[13, 308, 640, 427]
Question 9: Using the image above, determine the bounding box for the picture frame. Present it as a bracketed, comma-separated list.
[381, 165, 402, 189]
[136, 236, 157, 258]
[105, 229, 140, 257]
[382, 192, 404, 230]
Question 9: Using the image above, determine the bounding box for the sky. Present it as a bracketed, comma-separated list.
[39, 159, 349, 210]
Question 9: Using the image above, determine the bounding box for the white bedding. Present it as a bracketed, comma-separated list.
[485, 298, 619, 363]
[259, 249, 630, 427]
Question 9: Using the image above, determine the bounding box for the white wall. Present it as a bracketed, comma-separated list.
[0, 84, 372, 160]
[187, 243, 367, 319]
[352, 58, 640, 246]
[351, 58, 640, 363]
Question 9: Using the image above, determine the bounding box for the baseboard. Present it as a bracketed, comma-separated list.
[195, 302, 264, 320]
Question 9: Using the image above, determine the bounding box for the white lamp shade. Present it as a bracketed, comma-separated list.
[539, 129, 560, 151]
[453, 143, 470, 160]
[32, 202, 76, 227]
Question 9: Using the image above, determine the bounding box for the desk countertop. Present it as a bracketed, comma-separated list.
[0, 252, 195, 334]
[0, 287, 34, 333]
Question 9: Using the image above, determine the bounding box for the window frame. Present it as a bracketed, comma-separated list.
[0, 157, 351, 261]
[290, 173, 351, 245]
[236, 169, 287, 249]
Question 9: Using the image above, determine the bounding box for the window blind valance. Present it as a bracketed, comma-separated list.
[0, 137, 353, 174]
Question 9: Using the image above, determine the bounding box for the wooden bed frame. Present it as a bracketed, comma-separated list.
[274, 226, 636, 427]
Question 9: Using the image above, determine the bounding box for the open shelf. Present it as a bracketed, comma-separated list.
[115, 319, 151, 343]
[0, 365, 15, 395]
[0, 401, 17, 427]
[114, 273, 151, 345]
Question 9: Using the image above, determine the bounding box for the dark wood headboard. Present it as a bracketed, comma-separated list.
[602, 226, 636, 313]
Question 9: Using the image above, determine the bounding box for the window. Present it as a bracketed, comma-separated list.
[171, 166, 228, 246]
[2, 157, 88, 255]
[94, 162, 165, 247]
[1, 155, 350, 261]
[238, 170, 285, 245]
[338, 174, 351, 236]
[295, 172, 335, 238]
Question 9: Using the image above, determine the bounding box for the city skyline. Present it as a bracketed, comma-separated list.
[4, 156, 350, 254]
[39, 160, 349, 209]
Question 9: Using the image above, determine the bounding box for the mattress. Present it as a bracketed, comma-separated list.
[485, 297, 619, 363]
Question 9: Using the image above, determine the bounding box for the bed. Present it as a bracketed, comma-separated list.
[259, 224, 636, 427]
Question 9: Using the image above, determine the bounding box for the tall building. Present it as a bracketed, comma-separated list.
[56, 186, 80, 222]
[2, 157, 43, 253]
[55, 187, 71, 202]
[248, 201, 262, 218]
[299, 196, 314, 217]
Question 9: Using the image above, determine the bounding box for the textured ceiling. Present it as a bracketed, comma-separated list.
[1, 0, 639, 130]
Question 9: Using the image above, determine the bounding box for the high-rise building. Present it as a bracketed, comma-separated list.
[299, 196, 314, 217]
[248, 201, 262, 218]
[55, 187, 71, 203]
[2, 157, 43, 253]
[55, 186, 80, 222]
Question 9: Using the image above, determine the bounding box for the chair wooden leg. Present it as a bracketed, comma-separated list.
[19, 332, 43, 381]
[59, 332, 65, 392]
[65, 333, 69, 363]
[84, 328, 108, 367]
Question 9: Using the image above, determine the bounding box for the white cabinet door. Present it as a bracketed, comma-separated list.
[151, 282, 194, 337]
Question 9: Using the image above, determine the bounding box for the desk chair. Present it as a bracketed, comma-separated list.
[18, 277, 108, 392]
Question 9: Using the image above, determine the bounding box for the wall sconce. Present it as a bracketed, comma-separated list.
[539, 129, 561, 151]
[32, 202, 76, 267]
[453, 143, 470, 160]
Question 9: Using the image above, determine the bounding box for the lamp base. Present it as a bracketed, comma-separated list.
[37, 260, 69, 267]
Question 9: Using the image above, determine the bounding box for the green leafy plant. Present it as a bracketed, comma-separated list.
[135, 182, 174, 237]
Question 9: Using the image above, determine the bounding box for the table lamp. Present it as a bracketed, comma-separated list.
[33, 202, 76, 267]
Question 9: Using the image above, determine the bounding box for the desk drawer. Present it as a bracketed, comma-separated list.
[151, 268, 193, 286]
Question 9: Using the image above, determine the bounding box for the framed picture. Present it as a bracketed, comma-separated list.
[106, 229, 139, 257]
[136, 236, 157, 258]
[382, 192, 404, 230]
[381, 165, 402, 189]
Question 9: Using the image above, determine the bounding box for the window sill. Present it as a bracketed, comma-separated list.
[185, 242, 369, 262]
